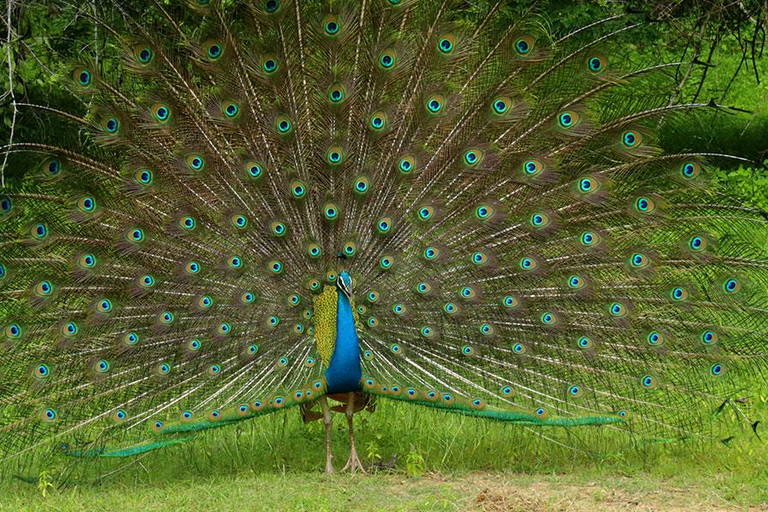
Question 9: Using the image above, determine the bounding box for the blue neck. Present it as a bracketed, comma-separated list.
[324, 292, 362, 394]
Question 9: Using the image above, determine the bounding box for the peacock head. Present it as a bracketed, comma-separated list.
[337, 272, 353, 298]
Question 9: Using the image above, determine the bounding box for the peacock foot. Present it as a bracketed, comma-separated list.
[341, 446, 366, 474]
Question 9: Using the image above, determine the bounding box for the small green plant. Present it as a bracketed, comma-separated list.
[406, 445, 425, 477]
[36, 470, 54, 498]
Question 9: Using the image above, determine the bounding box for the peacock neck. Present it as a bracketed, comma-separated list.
[324, 292, 362, 394]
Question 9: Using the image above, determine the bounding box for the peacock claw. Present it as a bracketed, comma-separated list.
[341, 447, 366, 474]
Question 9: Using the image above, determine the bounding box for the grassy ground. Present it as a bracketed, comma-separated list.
[2, 399, 767, 511]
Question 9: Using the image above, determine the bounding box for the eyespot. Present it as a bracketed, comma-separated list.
[0, 196, 12, 214]
[417, 205, 434, 221]
[460, 286, 476, 299]
[629, 253, 650, 269]
[42, 158, 62, 178]
[102, 116, 120, 134]
[198, 295, 213, 309]
[379, 255, 394, 269]
[96, 299, 113, 314]
[287, 294, 301, 307]
[185, 154, 206, 173]
[475, 204, 495, 221]
[568, 385, 583, 398]
[323, 203, 339, 221]
[353, 176, 370, 195]
[522, 159, 543, 177]
[640, 374, 656, 388]
[74, 67, 92, 87]
[290, 179, 307, 199]
[646, 330, 664, 347]
[443, 302, 458, 315]
[391, 344, 402, 354]
[328, 83, 346, 104]
[228, 256, 244, 269]
[680, 162, 701, 179]
[415, 282, 431, 295]
[34, 280, 54, 297]
[461, 345, 474, 358]
[688, 235, 706, 252]
[152, 104, 171, 123]
[580, 231, 601, 247]
[204, 41, 224, 61]
[231, 214, 248, 230]
[502, 295, 519, 309]
[424, 94, 445, 115]
[275, 115, 293, 134]
[462, 148, 484, 167]
[608, 302, 627, 317]
[514, 36, 534, 56]
[557, 110, 580, 129]
[491, 96, 512, 116]
[41, 408, 58, 423]
[633, 196, 655, 214]
[306, 243, 322, 260]
[529, 212, 550, 229]
[366, 290, 380, 304]
[540, 312, 556, 325]
[577, 176, 598, 194]
[185, 261, 201, 274]
[519, 256, 537, 271]
[723, 278, 741, 294]
[134, 168, 154, 186]
[437, 33, 455, 54]
[710, 363, 726, 377]
[368, 110, 388, 132]
[621, 130, 641, 148]
[479, 323, 494, 336]
[135, 45, 153, 64]
[392, 303, 406, 315]
[470, 251, 488, 266]
[178, 216, 196, 231]
[94, 359, 110, 374]
[222, 101, 240, 119]
[327, 145, 345, 165]
[266, 259, 282, 274]
[423, 246, 440, 261]
[268, 315, 280, 327]
[159, 311, 174, 324]
[700, 330, 718, 345]
[245, 161, 264, 180]
[669, 286, 689, 302]
[500, 385, 514, 396]
[61, 321, 79, 338]
[326, 271, 337, 283]
[31, 223, 49, 241]
[113, 409, 128, 422]
[5, 323, 22, 339]
[258, 54, 279, 77]
[188, 339, 202, 352]
[323, 15, 342, 36]
[365, 316, 379, 328]
[156, 362, 171, 375]
[397, 155, 416, 175]
[534, 407, 549, 419]
[34, 364, 50, 379]
[576, 336, 593, 349]
[138, 274, 155, 289]
[378, 48, 398, 70]
[586, 55, 606, 73]
[263, 0, 280, 13]
[124, 332, 140, 346]
[567, 275, 585, 290]
[76, 196, 97, 213]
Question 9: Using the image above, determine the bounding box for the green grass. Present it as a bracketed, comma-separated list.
[3, 398, 767, 510]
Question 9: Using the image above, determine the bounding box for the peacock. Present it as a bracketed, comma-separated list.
[1, 0, 767, 479]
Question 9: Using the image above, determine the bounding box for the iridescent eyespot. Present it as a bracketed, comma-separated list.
[263, 0, 279, 13]
[540, 312, 556, 325]
[397, 156, 416, 175]
[327, 145, 344, 165]
[31, 223, 49, 241]
[558, 110, 580, 129]
[134, 168, 154, 186]
[366, 290, 379, 303]
[42, 408, 58, 422]
[700, 330, 718, 345]
[0, 196, 12, 213]
[475, 204, 495, 220]
[208, 364, 222, 376]
[577, 336, 592, 349]
[529, 212, 550, 228]
[378, 49, 397, 69]
[416, 282, 431, 294]
[136, 45, 153, 64]
[629, 253, 649, 269]
[491, 96, 512, 116]
[392, 303, 406, 315]
[640, 374, 656, 388]
[290, 179, 307, 199]
[328, 83, 346, 104]
[568, 275, 585, 289]
[621, 130, 641, 148]
[139, 275, 155, 289]
[94, 359, 110, 374]
[423, 246, 440, 261]
[479, 323, 494, 335]
[113, 410, 128, 422]
[367, 316, 379, 328]
[152, 104, 171, 123]
[443, 302, 457, 314]
[586, 55, 606, 73]
[500, 385, 514, 396]
[522, 159, 543, 177]
[159, 311, 174, 324]
[217, 322, 231, 335]
[379, 255, 394, 269]
[198, 295, 213, 308]
[577, 177, 596, 193]
[268, 315, 280, 326]
[188, 339, 201, 351]
[5, 323, 22, 339]
[368, 111, 388, 132]
[609, 302, 627, 317]
[275, 115, 293, 134]
[437, 34, 455, 54]
[204, 41, 224, 61]
[470, 251, 487, 266]
[323, 16, 341, 36]
[76, 68, 92, 86]
[580, 231, 600, 247]
[514, 36, 534, 56]
[375, 217, 392, 234]
[502, 295, 519, 308]
[61, 321, 79, 337]
[97, 299, 113, 313]
[534, 407, 548, 419]
[681, 162, 701, 179]
[326, 271, 337, 283]
[43, 158, 61, 177]
[179, 216, 196, 231]
[723, 278, 741, 294]
[223, 102, 240, 119]
[34, 280, 53, 296]
[710, 363, 725, 377]
[76, 196, 96, 213]
[245, 161, 264, 180]
[646, 331, 664, 347]
[688, 235, 706, 252]
[669, 286, 689, 301]
[34, 364, 50, 379]
[228, 256, 244, 269]
[277, 357, 289, 367]
[185, 154, 205, 172]
[307, 243, 322, 259]
[425, 94, 445, 115]
[157, 363, 171, 375]
[354, 176, 370, 195]
[519, 257, 537, 271]
[568, 385, 583, 397]
[634, 196, 655, 213]
[186, 261, 201, 274]
[231, 214, 248, 229]
[460, 286, 476, 299]
[103, 116, 120, 134]
[323, 203, 339, 220]
[268, 260, 283, 274]
[246, 344, 259, 355]
[417, 206, 434, 221]
[463, 149, 484, 167]
[124, 332, 140, 346]
[391, 344, 402, 354]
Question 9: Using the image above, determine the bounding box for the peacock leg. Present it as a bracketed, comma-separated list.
[340, 392, 367, 474]
[320, 396, 334, 474]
